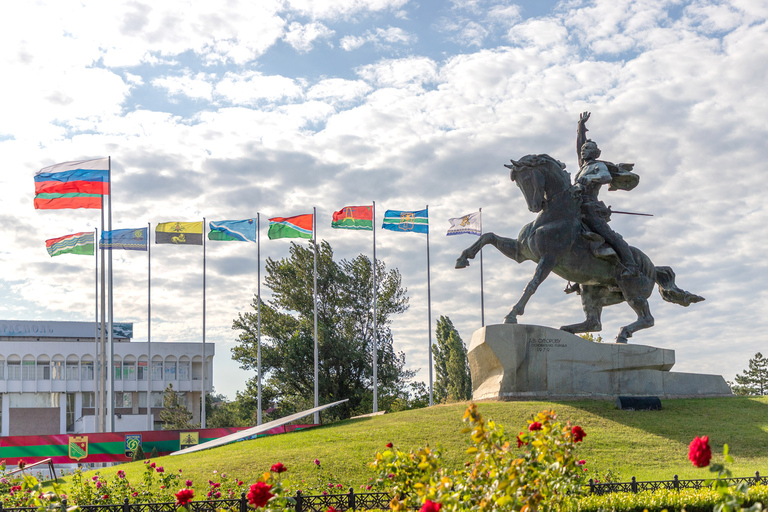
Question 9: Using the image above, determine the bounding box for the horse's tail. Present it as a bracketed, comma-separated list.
[654, 266, 705, 306]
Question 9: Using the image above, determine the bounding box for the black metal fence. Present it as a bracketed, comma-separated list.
[0, 488, 392, 512]
[589, 471, 765, 495]
[2, 473, 765, 511]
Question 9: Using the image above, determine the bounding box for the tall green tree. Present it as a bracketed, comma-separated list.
[731, 352, 768, 395]
[232, 240, 413, 421]
[159, 383, 194, 430]
[432, 316, 472, 403]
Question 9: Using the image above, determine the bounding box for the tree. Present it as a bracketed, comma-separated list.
[432, 316, 472, 403]
[159, 383, 194, 430]
[130, 444, 145, 462]
[731, 353, 768, 395]
[232, 240, 414, 421]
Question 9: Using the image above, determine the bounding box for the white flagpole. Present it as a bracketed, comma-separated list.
[99, 204, 106, 433]
[257, 213, 262, 426]
[479, 208, 485, 327]
[147, 222, 152, 431]
[202, 217, 207, 428]
[313, 207, 319, 424]
[426, 205, 433, 407]
[372, 202, 378, 413]
[94, 227, 99, 432]
[107, 156, 114, 432]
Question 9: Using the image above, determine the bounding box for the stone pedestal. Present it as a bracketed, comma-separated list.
[469, 324, 732, 400]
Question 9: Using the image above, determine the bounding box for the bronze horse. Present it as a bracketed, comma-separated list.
[456, 154, 703, 343]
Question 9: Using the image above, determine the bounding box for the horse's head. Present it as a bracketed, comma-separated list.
[505, 154, 569, 213]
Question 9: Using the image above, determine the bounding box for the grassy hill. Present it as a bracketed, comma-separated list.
[78, 397, 768, 491]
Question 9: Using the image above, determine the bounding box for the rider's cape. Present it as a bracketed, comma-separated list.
[600, 161, 639, 191]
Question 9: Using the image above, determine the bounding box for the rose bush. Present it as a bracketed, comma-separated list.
[372, 404, 589, 511]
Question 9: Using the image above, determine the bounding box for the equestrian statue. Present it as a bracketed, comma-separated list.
[456, 112, 704, 343]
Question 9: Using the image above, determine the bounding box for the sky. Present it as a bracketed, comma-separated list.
[2, 0, 767, 403]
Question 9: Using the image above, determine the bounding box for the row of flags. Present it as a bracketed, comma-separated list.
[43, 209, 483, 257]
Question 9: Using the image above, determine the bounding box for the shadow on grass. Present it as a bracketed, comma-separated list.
[552, 396, 768, 457]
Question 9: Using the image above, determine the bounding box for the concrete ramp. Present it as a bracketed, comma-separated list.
[170, 399, 348, 456]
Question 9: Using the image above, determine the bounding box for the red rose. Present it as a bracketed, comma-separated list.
[270, 462, 287, 474]
[17, 460, 26, 470]
[516, 433, 526, 448]
[386, 442, 393, 448]
[327, 508, 340, 512]
[688, 436, 712, 468]
[528, 421, 542, 431]
[175, 488, 194, 507]
[572, 426, 586, 442]
[420, 500, 442, 512]
[150, 462, 156, 468]
[247, 482, 274, 508]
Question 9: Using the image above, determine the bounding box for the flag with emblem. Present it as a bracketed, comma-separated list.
[156, 222, 203, 245]
[68, 436, 89, 461]
[208, 219, 257, 242]
[382, 209, 428, 234]
[100, 228, 148, 250]
[446, 211, 481, 236]
[331, 205, 373, 231]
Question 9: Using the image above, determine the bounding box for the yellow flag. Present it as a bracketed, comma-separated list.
[155, 221, 203, 245]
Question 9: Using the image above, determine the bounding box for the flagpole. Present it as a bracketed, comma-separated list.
[313, 207, 319, 424]
[107, 156, 114, 432]
[202, 217, 207, 429]
[257, 213, 262, 426]
[99, 163, 107, 433]
[372, 202, 378, 413]
[479, 207, 485, 327]
[94, 227, 99, 432]
[426, 205, 433, 407]
[147, 222, 152, 431]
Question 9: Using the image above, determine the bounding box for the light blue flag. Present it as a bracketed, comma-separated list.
[382, 209, 428, 234]
[208, 219, 257, 242]
[99, 228, 148, 251]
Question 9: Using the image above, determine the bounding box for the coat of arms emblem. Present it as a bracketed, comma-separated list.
[69, 436, 88, 461]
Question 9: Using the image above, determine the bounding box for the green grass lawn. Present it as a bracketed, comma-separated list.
[73, 396, 768, 492]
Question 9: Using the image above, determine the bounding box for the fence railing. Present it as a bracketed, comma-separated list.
[0, 489, 392, 512]
[589, 471, 765, 495]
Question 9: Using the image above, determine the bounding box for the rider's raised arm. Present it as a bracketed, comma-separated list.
[577, 111, 590, 168]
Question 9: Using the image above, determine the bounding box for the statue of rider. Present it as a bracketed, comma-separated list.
[575, 112, 640, 277]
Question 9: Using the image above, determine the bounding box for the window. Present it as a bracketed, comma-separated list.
[138, 362, 148, 381]
[82, 392, 95, 408]
[66, 363, 79, 381]
[9, 393, 60, 408]
[113, 362, 122, 381]
[122, 392, 133, 408]
[138, 392, 147, 408]
[123, 363, 136, 381]
[7, 362, 21, 381]
[51, 361, 64, 380]
[178, 361, 190, 380]
[66, 393, 76, 433]
[151, 361, 163, 381]
[37, 362, 51, 381]
[164, 362, 176, 381]
[81, 362, 94, 381]
[22, 361, 35, 381]
[150, 392, 163, 408]
[0, 361, 5, 380]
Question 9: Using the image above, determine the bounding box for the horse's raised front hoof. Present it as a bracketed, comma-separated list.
[455, 256, 469, 269]
[503, 313, 518, 324]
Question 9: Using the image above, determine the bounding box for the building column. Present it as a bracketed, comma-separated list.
[59, 393, 67, 435]
[1, 394, 9, 437]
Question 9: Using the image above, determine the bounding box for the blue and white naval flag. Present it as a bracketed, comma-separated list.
[446, 211, 481, 236]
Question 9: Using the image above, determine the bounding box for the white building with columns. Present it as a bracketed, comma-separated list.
[0, 320, 214, 436]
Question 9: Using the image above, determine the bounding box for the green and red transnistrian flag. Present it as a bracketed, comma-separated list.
[331, 205, 373, 231]
[268, 214, 313, 240]
[45, 232, 94, 257]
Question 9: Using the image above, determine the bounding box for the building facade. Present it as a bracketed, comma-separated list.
[0, 320, 214, 436]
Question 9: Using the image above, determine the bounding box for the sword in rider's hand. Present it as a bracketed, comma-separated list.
[608, 207, 653, 217]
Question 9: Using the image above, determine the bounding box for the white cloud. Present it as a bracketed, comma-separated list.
[285, 0, 410, 20]
[215, 72, 305, 105]
[356, 56, 437, 88]
[307, 79, 372, 102]
[340, 26, 416, 51]
[151, 72, 216, 101]
[283, 21, 335, 52]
